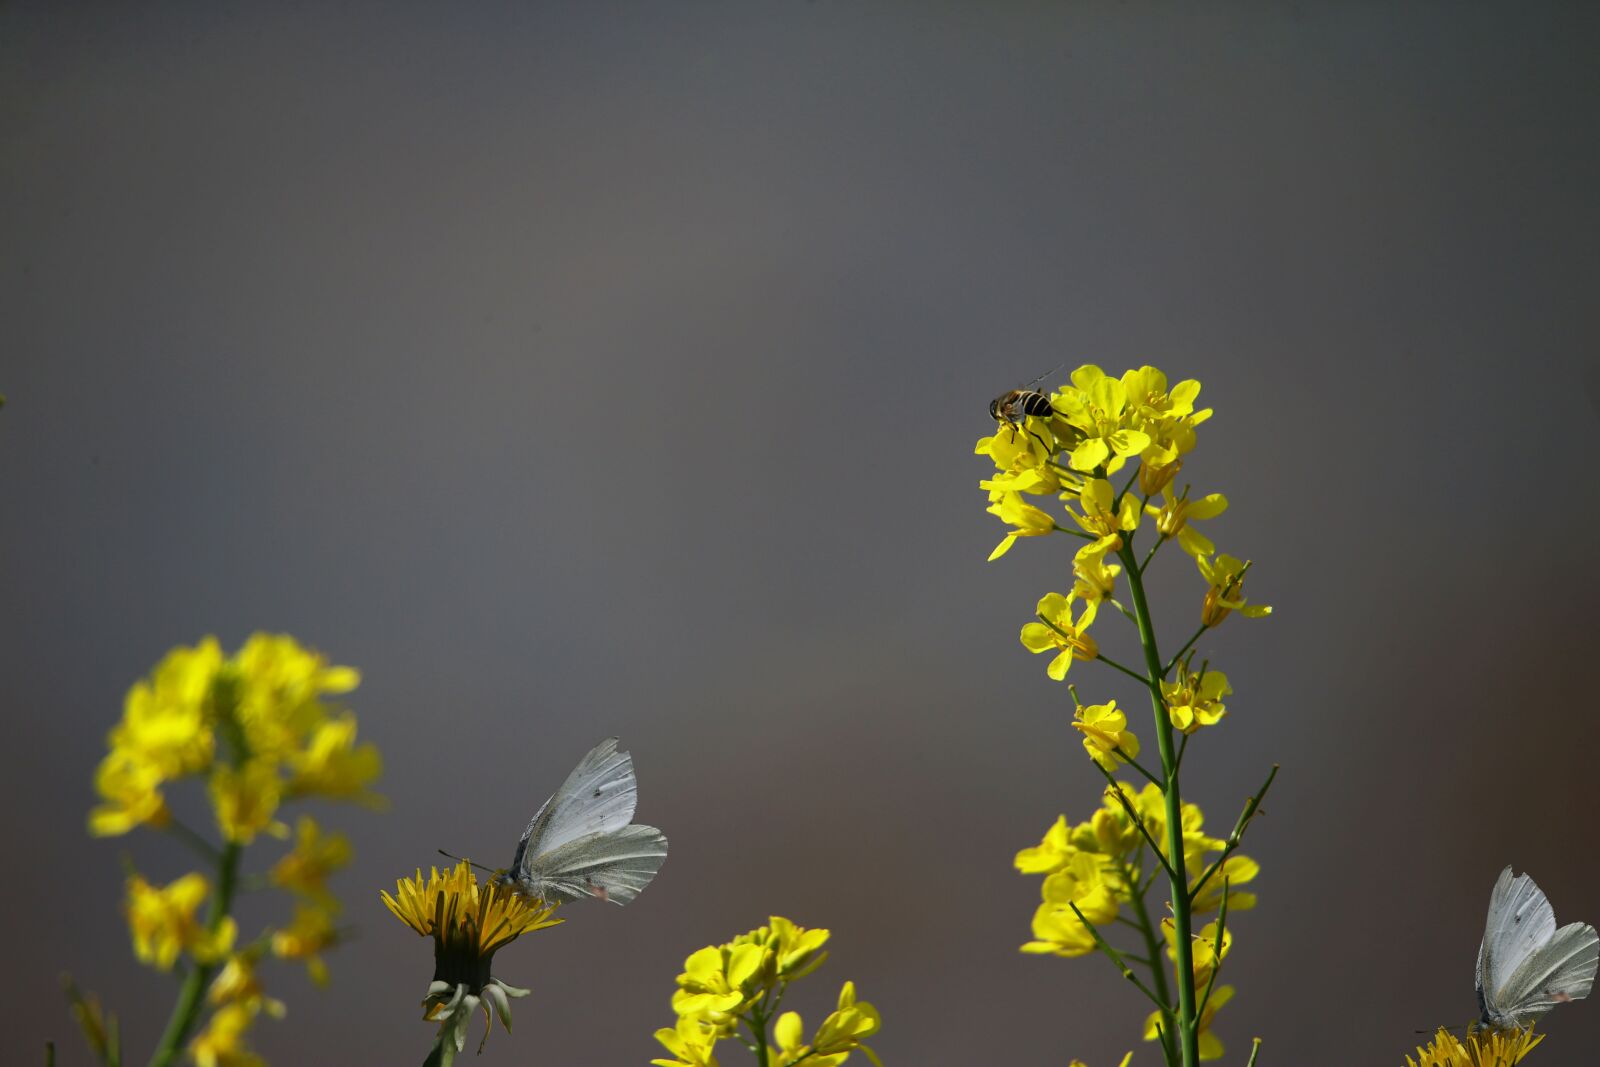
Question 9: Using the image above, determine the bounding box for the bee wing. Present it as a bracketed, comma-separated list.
[511, 738, 639, 879]
[519, 824, 669, 906]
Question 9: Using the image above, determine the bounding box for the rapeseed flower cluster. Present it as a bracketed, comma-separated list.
[656, 917, 883, 1067]
[982, 366, 1274, 1066]
[78, 635, 381, 1067]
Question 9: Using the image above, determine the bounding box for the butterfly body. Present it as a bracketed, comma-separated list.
[495, 737, 668, 906]
[1475, 866, 1599, 1030]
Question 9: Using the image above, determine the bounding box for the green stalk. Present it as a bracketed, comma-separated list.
[1117, 537, 1199, 1067]
[1117, 855, 1177, 1067]
[145, 842, 241, 1067]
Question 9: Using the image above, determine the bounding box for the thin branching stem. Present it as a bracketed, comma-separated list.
[1066, 902, 1168, 1013]
[1189, 765, 1278, 903]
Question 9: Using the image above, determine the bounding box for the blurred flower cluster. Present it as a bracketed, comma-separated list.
[76, 634, 382, 1067]
[655, 917, 882, 1067]
[383, 860, 563, 1066]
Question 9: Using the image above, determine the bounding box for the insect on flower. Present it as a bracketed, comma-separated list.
[990, 365, 1062, 451]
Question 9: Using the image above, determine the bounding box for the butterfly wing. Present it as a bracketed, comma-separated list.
[518, 823, 669, 905]
[1493, 921, 1600, 1028]
[510, 737, 639, 880]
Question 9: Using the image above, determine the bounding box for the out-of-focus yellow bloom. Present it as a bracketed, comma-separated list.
[1053, 366, 1153, 474]
[208, 951, 286, 1018]
[124, 873, 236, 971]
[1197, 554, 1271, 627]
[286, 714, 383, 805]
[1022, 897, 1099, 957]
[985, 490, 1058, 561]
[189, 1003, 263, 1067]
[1189, 854, 1259, 915]
[270, 903, 340, 985]
[1042, 851, 1121, 926]
[209, 760, 287, 844]
[1020, 593, 1099, 681]
[1074, 699, 1140, 772]
[271, 816, 351, 905]
[771, 981, 883, 1067]
[1405, 1026, 1543, 1067]
[1162, 917, 1231, 988]
[1068, 478, 1142, 544]
[1161, 666, 1231, 734]
[1144, 985, 1233, 1061]
[652, 1014, 723, 1067]
[229, 633, 358, 764]
[89, 750, 170, 836]
[1015, 815, 1075, 876]
[1145, 488, 1228, 559]
[111, 640, 220, 776]
[383, 861, 561, 991]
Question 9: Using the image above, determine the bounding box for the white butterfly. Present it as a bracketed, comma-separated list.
[494, 737, 668, 905]
[1476, 866, 1599, 1030]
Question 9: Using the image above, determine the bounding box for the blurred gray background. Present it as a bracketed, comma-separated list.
[4, 3, 1599, 1064]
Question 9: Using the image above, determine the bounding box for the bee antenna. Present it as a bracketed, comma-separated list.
[437, 849, 499, 875]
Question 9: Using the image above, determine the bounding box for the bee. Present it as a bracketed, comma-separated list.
[989, 366, 1061, 449]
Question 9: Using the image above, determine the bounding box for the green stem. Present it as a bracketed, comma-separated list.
[1117, 539, 1199, 1067]
[1094, 652, 1153, 687]
[749, 1003, 769, 1065]
[1162, 625, 1209, 679]
[1245, 1037, 1263, 1067]
[146, 843, 241, 1067]
[164, 818, 221, 864]
[1118, 855, 1177, 1067]
[1066, 902, 1167, 1011]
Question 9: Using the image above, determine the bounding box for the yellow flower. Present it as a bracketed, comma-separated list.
[383, 861, 561, 993]
[1189, 854, 1259, 915]
[1020, 593, 1099, 680]
[124, 872, 236, 971]
[110, 639, 220, 777]
[1145, 488, 1228, 559]
[1143, 984, 1233, 1060]
[208, 951, 286, 1019]
[771, 981, 883, 1067]
[732, 916, 831, 982]
[984, 489, 1057, 561]
[1068, 478, 1142, 544]
[270, 816, 352, 905]
[1405, 1026, 1543, 1067]
[1196, 554, 1271, 627]
[1121, 366, 1211, 461]
[1161, 916, 1232, 988]
[652, 1014, 723, 1067]
[189, 1003, 264, 1067]
[209, 759, 287, 844]
[671, 942, 767, 1020]
[1022, 897, 1099, 957]
[1023, 851, 1122, 957]
[1071, 538, 1122, 607]
[1074, 699, 1140, 772]
[1053, 365, 1153, 473]
[1015, 815, 1075, 876]
[88, 749, 170, 836]
[270, 903, 339, 985]
[230, 632, 358, 764]
[976, 416, 1057, 472]
[285, 714, 383, 805]
[1161, 666, 1231, 734]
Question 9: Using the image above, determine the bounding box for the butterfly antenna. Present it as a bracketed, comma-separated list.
[437, 849, 499, 875]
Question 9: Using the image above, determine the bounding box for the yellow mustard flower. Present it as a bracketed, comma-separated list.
[1196, 553, 1271, 628]
[1074, 699, 1140, 772]
[985, 489, 1058, 561]
[1144, 984, 1233, 1061]
[1161, 916, 1231, 988]
[1053, 366, 1153, 473]
[1022, 898, 1099, 957]
[110, 639, 220, 777]
[230, 633, 358, 764]
[189, 1003, 263, 1067]
[285, 713, 383, 805]
[1189, 854, 1259, 915]
[209, 759, 287, 844]
[88, 749, 170, 837]
[652, 1014, 723, 1067]
[1071, 537, 1122, 607]
[208, 950, 285, 1019]
[1139, 454, 1182, 496]
[270, 815, 352, 905]
[671, 942, 767, 1020]
[1042, 851, 1121, 924]
[1015, 815, 1075, 876]
[1145, 488, 1228, 559]
[270, 903, 339, 985]
[732, 916, 831, 982]
[124, 872, 236, 971]
[1021, 592, 1099, 680]
[976, 417, 1057, 472]
[1122, 366, 1210, 460]
[772, 981, 884, 1067]
[1405, 1026, 1543, 1067]
[1068, 478, 1142, 544]
[1161, 666, 1231, 734]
